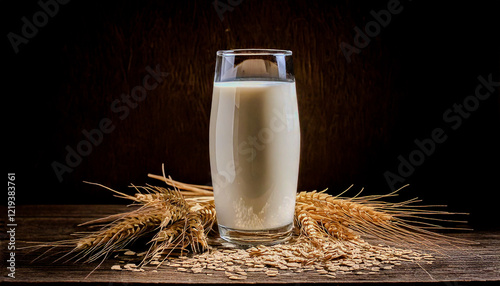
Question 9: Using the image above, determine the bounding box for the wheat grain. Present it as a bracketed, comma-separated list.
[185, 212, 209, 252]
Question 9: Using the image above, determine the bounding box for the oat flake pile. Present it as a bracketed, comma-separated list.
[112, 236, 435, 280]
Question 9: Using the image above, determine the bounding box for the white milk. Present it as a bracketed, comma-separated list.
[209, 81, 300, 230]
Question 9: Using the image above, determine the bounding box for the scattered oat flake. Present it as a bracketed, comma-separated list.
[229, 275, 247, 280]
[142, 236, 433, 281]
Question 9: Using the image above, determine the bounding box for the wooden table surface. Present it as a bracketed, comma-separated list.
[1, 205, 499, 285]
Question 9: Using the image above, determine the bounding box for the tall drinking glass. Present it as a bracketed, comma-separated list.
[209, 49, 300, 245]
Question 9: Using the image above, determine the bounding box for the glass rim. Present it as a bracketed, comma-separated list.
[217, 49, 292, 56]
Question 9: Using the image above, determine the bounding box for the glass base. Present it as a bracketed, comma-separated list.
[218, 223, 293, 246]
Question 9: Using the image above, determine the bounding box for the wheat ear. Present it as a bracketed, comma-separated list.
[296, 185, 473, 248]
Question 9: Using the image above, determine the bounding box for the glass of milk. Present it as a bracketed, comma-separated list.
[209, 49, 300, 245]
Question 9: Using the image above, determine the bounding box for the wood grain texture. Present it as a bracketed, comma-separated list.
[6, 0, 406, 203]
[1, 205, 498, 285]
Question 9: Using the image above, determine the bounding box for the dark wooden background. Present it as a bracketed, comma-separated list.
[4, 1, 499, 230]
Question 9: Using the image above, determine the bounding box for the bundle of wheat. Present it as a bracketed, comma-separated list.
[28, 167, 472, 278]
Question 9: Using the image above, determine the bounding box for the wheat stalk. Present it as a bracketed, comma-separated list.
[295, 186, 471, 248]
[74, 207, 163, 262]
